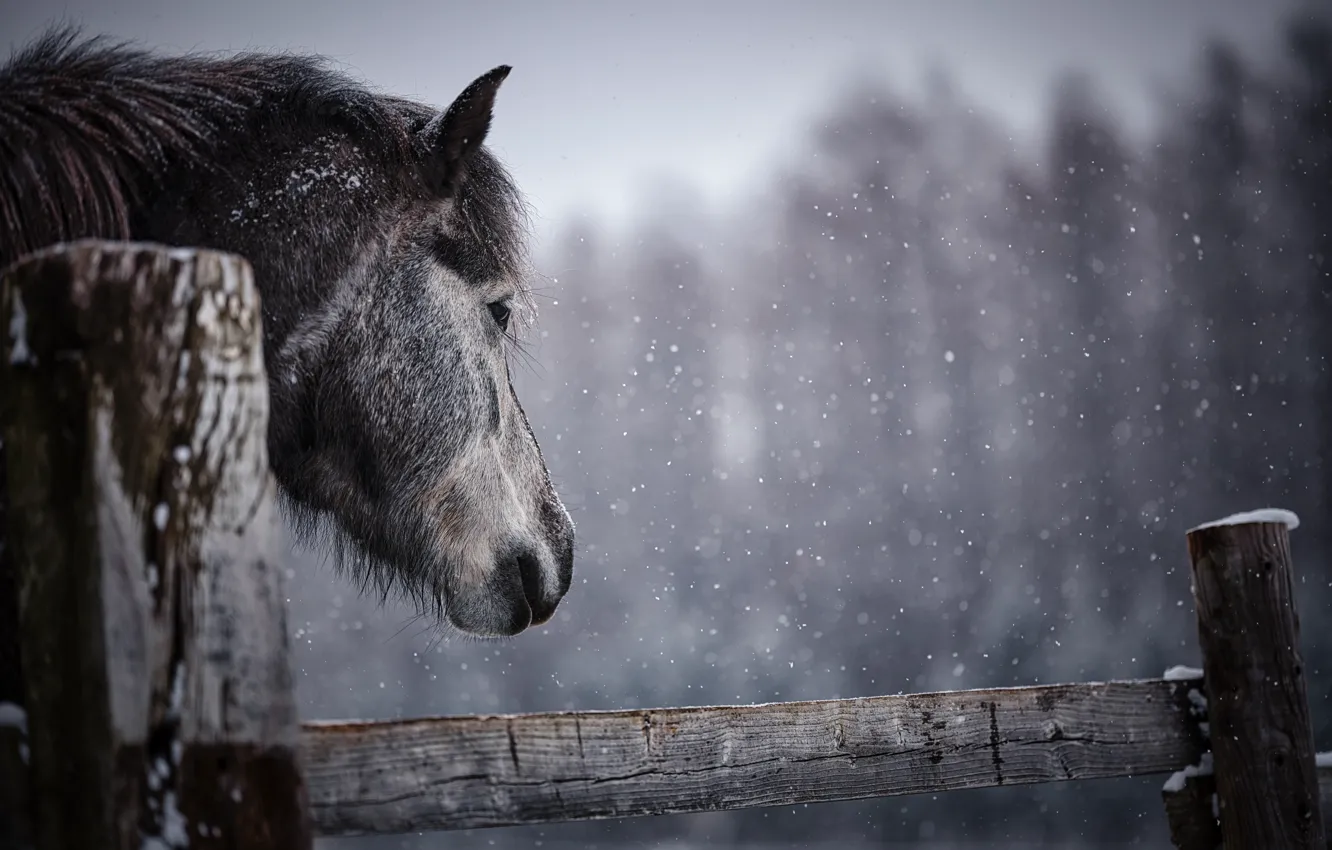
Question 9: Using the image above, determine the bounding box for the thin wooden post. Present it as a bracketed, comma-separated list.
[1184, 508, 1325, 849]
[2, 319, 32, 847]
[1160, 663, 1220, 850]
[1, 241, 312, 850]
[0, 433, 31, 848]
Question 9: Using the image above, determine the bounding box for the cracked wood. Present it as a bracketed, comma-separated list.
[2, 241, 312, 849]
[301, 677, 1211, 836]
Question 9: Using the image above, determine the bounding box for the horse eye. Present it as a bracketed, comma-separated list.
[487, 300, 511, 331]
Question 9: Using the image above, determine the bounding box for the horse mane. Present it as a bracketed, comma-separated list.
[0, 26, 531, 279]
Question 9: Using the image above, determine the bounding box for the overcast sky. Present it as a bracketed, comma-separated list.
[3, 0, 1316, 244]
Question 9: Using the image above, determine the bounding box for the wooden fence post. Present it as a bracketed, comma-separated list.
[1, 433, 30, 848]
[1, 241, 312, 849]
[1183, 508, 1325, 849]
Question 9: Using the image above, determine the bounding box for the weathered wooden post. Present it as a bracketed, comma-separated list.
[1, 434, 30, 847]
[2, 321, 30, 847]
[1178, 508, 1326, 849]
[1, 241, 312, 849]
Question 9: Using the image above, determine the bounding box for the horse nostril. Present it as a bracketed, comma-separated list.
[516, 547, 548, 622]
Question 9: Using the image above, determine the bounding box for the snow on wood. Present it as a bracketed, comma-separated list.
[1162, 665, 1203, 681]
[1, 241, 312, 850]
[1163, 752, 1214, 794]
[1187, 507, 1299, 533]
[0, 702, 24, 731]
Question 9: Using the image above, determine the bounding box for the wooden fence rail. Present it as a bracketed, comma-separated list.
[2, 241, 1328, 849]
[295, 675, 1323, 837]
[310, 683, 1327, 839]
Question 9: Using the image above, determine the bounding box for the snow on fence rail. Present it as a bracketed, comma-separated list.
[1, 241, 1328, 850]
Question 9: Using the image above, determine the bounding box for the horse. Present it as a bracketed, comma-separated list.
[0, 26, 575, 640]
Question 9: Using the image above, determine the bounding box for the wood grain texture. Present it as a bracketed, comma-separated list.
[301, 677, 1211, 836]
[1164, 767, 1222, 850]
[1187, 517, 1326, 849]
[2, 241, 312, 850]
[1164, 763, 1332, 850]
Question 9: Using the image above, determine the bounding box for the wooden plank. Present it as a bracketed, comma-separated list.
[1185, 510, 1326, 849]
[301, 677, 1210, 836]
[2, 241, 312, 849]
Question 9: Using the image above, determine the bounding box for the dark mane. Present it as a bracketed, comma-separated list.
[0, 25, 530, 279]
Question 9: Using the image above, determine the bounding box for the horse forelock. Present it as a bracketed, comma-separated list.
[460, 148, 534, 284]
[388, 97, 536, 324]
[457, 147, 539, 333]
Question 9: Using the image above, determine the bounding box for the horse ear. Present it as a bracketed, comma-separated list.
[420, 65, 511, 196]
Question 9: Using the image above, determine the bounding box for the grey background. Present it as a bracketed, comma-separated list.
[2, 0, 1316, 232]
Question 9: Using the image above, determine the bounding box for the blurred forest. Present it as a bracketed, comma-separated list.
[304, 10, 1331, 848]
